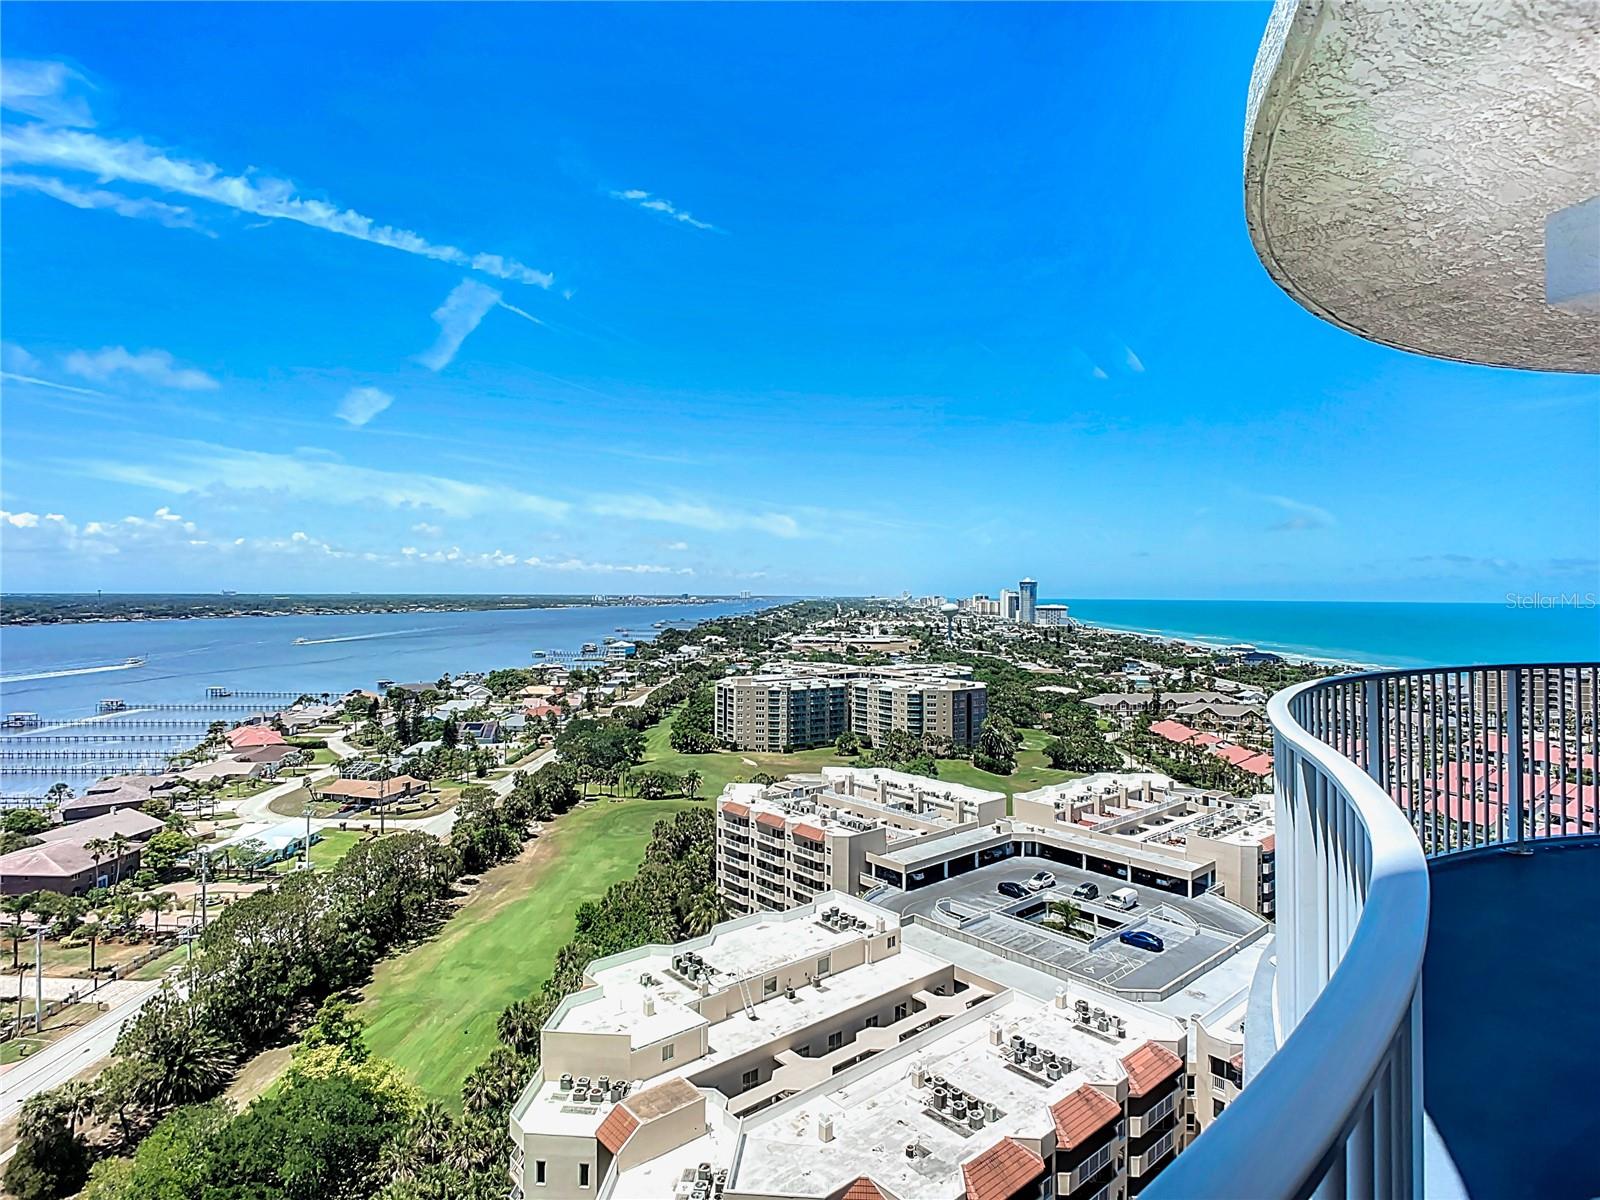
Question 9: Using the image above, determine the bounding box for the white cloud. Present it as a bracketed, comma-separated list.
[0, 60, 94, 127]
[417, 280, 501, 371]
[590, 493, 803, 538]
[2, 171, 213, 235]
[63, 346, 219, 390]
[1124, 346, 1145, 373]
[74, 440, 572, 522]
[1260, 493, 1337, 532]
[665, 541, 689, 551]
[522, 554, 691, 576]
[411, 522, 443, 537]
[2, 342, 39, 373]
[0, 371, 107, 397]
[2, 510, 41, 527]
[0, 120, 554, 287]
[335, 386, 393, 427]
[609, 188, 716, 231]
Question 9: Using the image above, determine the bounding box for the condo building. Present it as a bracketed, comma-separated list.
[849, 677, 989, 750]
[1036, 604, 1070, 628]
[507, 893, 1193, 1200]
[717, 768, 1007, 916]
[1011, 774, 1276, 918]
[713, 675, 850, 754]
[1018, 579, 1038, 625]
[715, 670, 987, 753]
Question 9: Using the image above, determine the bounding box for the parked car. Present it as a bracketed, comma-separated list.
[1105, 886, 1139, 911]
[997, 880, 1029, 899]
[1071, 881, 1100, 901]
[1119, 930, 1165, 953]
[1027, 870, 1057, 891]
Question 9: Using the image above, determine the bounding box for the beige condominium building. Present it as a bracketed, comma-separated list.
[1011, 774, 1276, 919]
[507, 893, 1192, 1200]
[717, 767, 1007, 916]
[715, 669, 987, 753]
[714, 675, 850, 753]
[849, 676, 989, 749]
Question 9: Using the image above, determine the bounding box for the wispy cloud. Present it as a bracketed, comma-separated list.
[609, 188, 716, 232]
[1260, 493, 1336, 532]
[1124, 345, 1145, 373]
[0, 59, 94, 127]
[417, 278, 545, 371]
[2, 171, 213, 235]
[63, 346, 219, 391]
[589, 493, 802, 538]
[0, 117, 554, 286]
[417, 280, 501, 371]
[335, 386, 393, 427]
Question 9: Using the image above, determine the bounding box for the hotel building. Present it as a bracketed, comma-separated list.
[715, 670, 987, 753]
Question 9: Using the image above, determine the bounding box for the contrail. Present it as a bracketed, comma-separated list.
[498, 301, 544, 326]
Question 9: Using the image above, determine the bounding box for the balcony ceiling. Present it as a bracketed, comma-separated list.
[1244, 0, 1599, 372]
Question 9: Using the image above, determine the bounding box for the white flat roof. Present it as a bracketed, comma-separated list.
[730, 992, 1178, 1200]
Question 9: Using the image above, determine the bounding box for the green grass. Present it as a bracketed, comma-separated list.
[265, 829, 368, 873]
[634, 717, 1080, 811]
[359, 798, 698, 1107]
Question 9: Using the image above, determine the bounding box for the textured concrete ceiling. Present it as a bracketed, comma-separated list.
[1244, 0, 1599, 373]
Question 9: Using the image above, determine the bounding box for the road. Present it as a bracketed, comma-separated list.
[0, 981, 159, 1127]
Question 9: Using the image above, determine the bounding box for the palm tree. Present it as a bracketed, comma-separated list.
[3, 892, 32, 969]
[686, 890, 725, 936]
[145, 891, 176, 939]
[683, 769, 703, 800]
[1047, 898, 1082, 937]
[108, 832, 131, 885]
[45, 781, 72, 811]
[84, 837, 111, 887]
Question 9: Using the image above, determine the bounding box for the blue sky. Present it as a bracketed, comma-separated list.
[2, 3, 1596, 601]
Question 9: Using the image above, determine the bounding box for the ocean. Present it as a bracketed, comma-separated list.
[0, 600, 765, 797]
[1053, 598, 1600, 669]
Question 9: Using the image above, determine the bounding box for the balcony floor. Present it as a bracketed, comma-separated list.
[1423, 839, 1600, 1200]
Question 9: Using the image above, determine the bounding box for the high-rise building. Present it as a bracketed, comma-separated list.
[1037, 603, 1070, 627]
[714, 668, 986, 753]
[999, 588, 1020, 620]
[1019, 578, 1038, 624]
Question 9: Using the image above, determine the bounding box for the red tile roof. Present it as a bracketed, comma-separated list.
[1149, 719, 1197, 744]
[755, 811, 787, 830]
[833, 1178, 893, 1200]
[595, 1104, 639, 1154]
[792, 822, 826, 842]
[1121, 1040, 1184, 1098]
[961, 1138, 1045, 1200]
[227, 724, 286, 748]
[1051, 1084, 1122, 1149]
[721, 801, 750, 819]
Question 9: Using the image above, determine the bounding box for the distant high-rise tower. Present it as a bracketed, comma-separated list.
[999, 588, 1020, 621]
[1018, 578, 1038, 624]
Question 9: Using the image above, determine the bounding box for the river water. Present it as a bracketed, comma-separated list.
[0, 600, 765, 797]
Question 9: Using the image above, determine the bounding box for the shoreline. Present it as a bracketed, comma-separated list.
[1071, 618, 1383, 670]
[0, 596, 754, 628]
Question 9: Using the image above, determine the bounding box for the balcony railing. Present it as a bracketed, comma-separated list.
[1149, 663, 1596, 1200]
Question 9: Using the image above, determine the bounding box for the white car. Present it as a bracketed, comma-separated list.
[1027, 870, 1057, 892]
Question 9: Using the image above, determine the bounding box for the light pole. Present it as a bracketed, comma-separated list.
[303, 797, 314, 870]
[33, 922, 44, 1033]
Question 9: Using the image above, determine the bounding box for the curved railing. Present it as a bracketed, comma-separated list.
[1150, 663, 1597, 1200]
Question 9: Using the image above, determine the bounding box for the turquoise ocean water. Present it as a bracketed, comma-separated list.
[1051, 599, 1600, 668]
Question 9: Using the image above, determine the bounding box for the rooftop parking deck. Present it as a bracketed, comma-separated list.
[878, 855, 1264, 999]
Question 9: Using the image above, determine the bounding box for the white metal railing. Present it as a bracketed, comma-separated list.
[1149, 663, 1597, 1200]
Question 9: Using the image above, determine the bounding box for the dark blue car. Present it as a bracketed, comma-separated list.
[1119, 929, 1165, 952]
[997, 880, 1028, 898]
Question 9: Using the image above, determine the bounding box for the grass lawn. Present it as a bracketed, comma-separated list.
[264, 829, 369, 873]
[360, 798, 698, 1107]
[634, 716, 1080, 811]
[128, 945, 189, 980]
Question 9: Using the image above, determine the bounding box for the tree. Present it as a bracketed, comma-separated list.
[1046, 898, 1083, 937]
[144, 891, 177, 939]
[668, 687, 717, 754]
[141, 830, 195, 878]
[202, 1071, 410, 1200]
[109, 832, 132, 885]
[45, 781, 73, 809]
[973, 718, 1018, 776]
[2, 808, 50, 835]
[4, 892, 33, 968]
[3, 1090, 91, 1200]
[682, 769, 704, 799]
[834, 730, 861, 757]
[496, 999, 541, 1055]
[85, 837, 112, 887]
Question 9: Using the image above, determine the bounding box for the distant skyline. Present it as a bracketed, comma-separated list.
[3, 4, 1596, 602]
